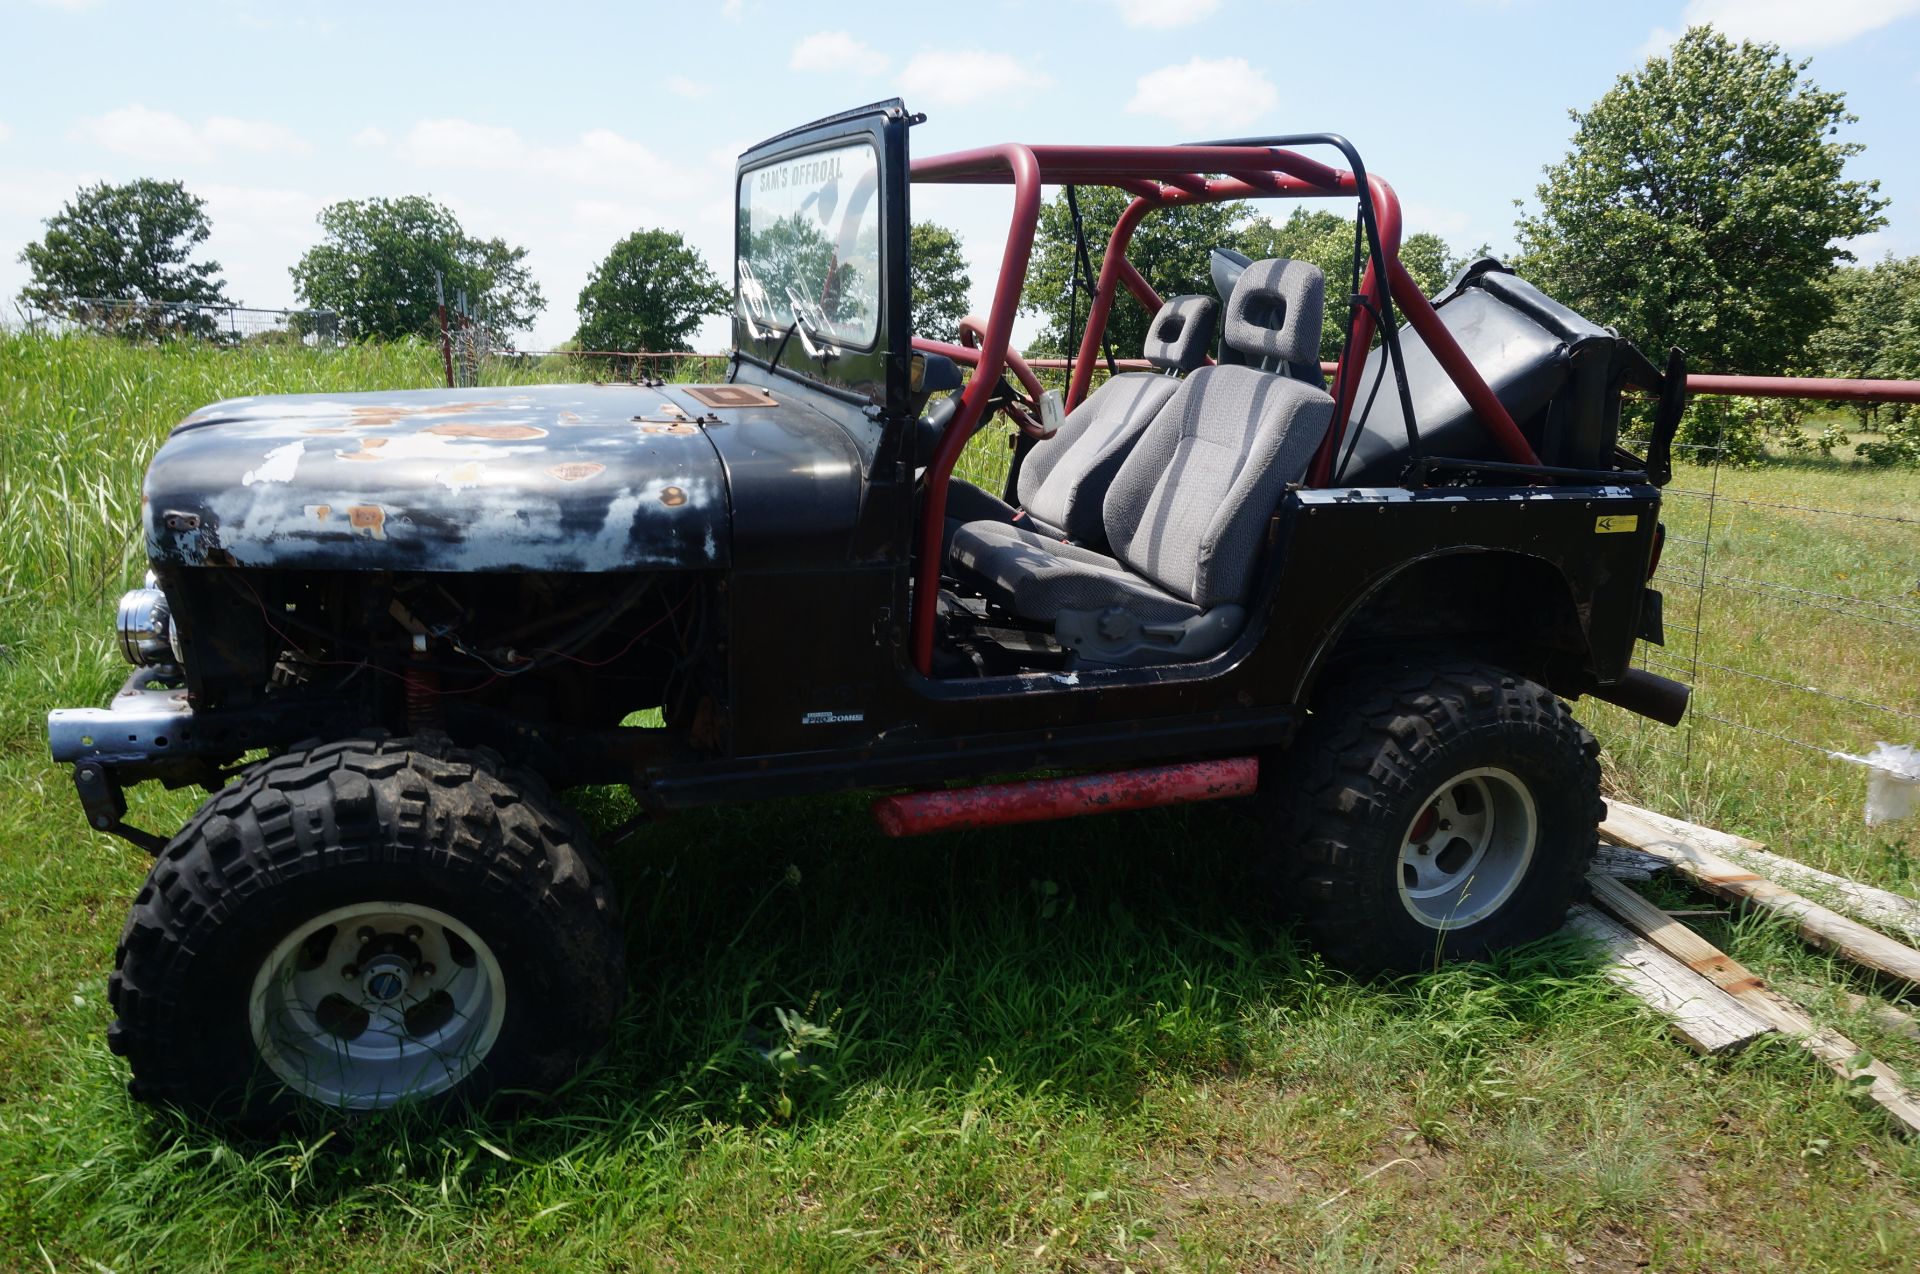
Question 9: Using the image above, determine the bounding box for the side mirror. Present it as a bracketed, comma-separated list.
[910, 351, 964, 396]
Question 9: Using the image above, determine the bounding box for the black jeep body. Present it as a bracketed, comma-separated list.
[47, 101, 1689, 1125]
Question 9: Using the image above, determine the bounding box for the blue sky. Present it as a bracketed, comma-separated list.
[3, 0, 1916, 351]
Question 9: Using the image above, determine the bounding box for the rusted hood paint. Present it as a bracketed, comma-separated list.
[141, 383, 839, 573]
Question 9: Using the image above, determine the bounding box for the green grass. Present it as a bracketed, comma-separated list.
[2, 331, 1918, 1270]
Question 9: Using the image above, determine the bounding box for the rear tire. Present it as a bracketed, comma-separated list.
[1265, 658, 1601, 973]
[107, 736, 625, 1129]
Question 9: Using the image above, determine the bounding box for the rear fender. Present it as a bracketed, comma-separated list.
[1298, 548, 1590, 702]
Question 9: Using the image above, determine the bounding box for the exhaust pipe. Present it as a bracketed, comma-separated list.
[1591, 668, 1691, 727]
[872, 757, 1258, 837]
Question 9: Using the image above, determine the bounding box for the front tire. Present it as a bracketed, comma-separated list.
[107, 736, 625, 1128]
[1267, 659, 1602, 973]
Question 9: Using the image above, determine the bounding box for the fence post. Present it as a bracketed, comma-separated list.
[436, 272, 454, 389]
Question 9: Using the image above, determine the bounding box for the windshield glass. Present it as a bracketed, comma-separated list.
[736, 140, 882, 350]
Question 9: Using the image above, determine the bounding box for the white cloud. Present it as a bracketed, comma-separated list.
[1125, 56, 1276, 132]
[203, 116, 310, 156]
[396, 117, 522, 168]
[722, 0, 743, 18]
[393, 118, 691, 196]
[898, 50, 1051, 107]
[351, 126, 389, 149]
[0, 122, 12, 145]
[1115, 0, 1220, 28]
[666, 74, 712, 99]
[69, 104, 309, 164]
[1644, 0, 1920, 54]
[790, 30, 889, 76]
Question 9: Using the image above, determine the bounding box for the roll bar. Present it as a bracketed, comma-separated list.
[905, 138, 1541, 675]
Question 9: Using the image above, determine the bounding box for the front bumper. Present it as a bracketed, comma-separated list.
[47, 666, 355, 853]
[48, 667, 197, 767]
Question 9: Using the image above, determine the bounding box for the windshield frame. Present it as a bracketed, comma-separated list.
[731, 100, 910, 413]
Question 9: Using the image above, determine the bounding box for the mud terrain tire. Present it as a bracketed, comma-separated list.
[1267, 659, 1601, 973]
[107, 736, 624, 1128]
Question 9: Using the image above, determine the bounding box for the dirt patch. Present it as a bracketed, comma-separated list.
[1158, 1150, 1321, 1215]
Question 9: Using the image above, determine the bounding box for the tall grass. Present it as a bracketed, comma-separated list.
[1, 334, 1917, 1269]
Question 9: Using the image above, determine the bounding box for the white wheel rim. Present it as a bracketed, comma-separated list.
[247, 901, 506, 1110]
[1394, 766, 1537, 930]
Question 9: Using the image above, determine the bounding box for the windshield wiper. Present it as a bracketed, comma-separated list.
[784, 287, 840, 363]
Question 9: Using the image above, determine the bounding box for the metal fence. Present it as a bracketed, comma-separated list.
[1589, 418, 1918, 850]
[17, 297, 341, 345]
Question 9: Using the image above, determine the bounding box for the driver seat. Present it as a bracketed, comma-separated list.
[943, 292, 1217, 549]
[949, 258, 1332, 665]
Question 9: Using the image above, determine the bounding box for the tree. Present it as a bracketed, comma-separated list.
[575, 228, 727, 353]
[1515, 27, 1886, 380]
[290, 196, 544, 341]
[908, 222, 972, 342]
[1807, 256, 1920, 383]
[18, 179, 229, 330]
[1020, 186, 1247, 356]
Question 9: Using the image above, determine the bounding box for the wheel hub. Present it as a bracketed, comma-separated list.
[361, 956, 411, 1003]
[1394, 766, 1538, 930]
[248, 901, 506, 1110]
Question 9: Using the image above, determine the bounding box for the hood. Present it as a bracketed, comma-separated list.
[143, 383, 752, 573]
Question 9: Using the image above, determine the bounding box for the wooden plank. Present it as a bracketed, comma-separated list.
[1588, 873, 1920, 1136]
[1599, 799, 1920, 942]
[1592, 843, 1670, 882]
[1726, 846, 1920, 946]
[1566, 902, 1774, 1055]
[1784, 983, 1920, 1044]
[1601, 800, 1920, 990]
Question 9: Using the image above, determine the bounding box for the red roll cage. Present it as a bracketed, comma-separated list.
[903, 140, 1540, 676]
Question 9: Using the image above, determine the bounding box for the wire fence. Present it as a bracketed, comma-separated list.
[17, 297, 341, 345]
[1593, 425, 1919, 849]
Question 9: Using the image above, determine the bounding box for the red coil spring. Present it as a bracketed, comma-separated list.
[405, 663, 444, 732]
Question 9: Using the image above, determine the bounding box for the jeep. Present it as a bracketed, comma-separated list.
[48, 101, 1689, 1125]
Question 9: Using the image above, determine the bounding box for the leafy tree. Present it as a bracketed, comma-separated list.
[18, 179, 229, 335]
[290, 196, 544, 341]
[1398, 232, 1471, 299]
[1804, 255, 1920, 462]
[1020, 186, 1247, 356]
[575, 228, 727, 353]
[1515, 27, 1886, 383]
[908, 221, 971, 342]
[1806, 256, 1920, 383]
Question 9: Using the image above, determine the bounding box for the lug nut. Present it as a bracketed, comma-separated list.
[418, 963, 435, 978]
[357, 926, 376, 943]
[404, 925, 423, 942]
[342, 964, 359, 979]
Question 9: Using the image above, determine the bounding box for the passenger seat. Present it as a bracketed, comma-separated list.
[949, 259, 1332, 666]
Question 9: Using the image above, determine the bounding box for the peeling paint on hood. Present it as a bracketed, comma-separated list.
[144, 384, 753, 573]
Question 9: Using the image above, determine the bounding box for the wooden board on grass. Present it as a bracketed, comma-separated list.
[1566, 902, 1774, 1055]
[1588, 871, 1920, 1136]
[1601, 800, 1920, 991]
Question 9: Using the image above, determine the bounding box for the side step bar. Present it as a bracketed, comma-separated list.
[871, 757, 1258, 837]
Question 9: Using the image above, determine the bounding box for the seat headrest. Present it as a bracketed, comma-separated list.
[1223, 258, 1324, 368]
[1141, 293, 1218, 373]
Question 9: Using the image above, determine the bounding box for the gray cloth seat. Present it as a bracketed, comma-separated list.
[950, 259, 1334, 665]
[944, 292, 1218, 549]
